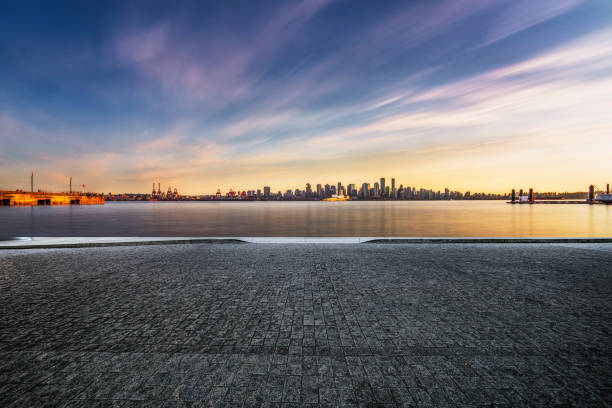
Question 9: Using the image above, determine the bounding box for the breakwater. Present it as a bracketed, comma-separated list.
[0, 191, 104, 206]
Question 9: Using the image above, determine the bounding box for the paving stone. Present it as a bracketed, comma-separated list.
[0, 243, 611, 406]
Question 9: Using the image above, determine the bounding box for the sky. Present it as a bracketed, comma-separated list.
[1, 0, 612, 194]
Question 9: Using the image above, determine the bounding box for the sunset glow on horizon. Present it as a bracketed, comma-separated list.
[1, 0, 612, 194]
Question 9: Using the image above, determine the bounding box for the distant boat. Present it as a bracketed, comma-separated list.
[595, 193, 612, 204]
[323, 195, 349, 201]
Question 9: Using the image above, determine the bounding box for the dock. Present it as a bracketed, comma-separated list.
[507, 200, 606, 204]
[0, 191, 104, 206]
[507, 184, 611, 204]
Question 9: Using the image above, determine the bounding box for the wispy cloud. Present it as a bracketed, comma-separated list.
[111, 0, 337, 110]
[368, 0, 494, 52]
[479, 0, 585, 47]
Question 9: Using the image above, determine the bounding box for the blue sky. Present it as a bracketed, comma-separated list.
[1, 0, 612, 193]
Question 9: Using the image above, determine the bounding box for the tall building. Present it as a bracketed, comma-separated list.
[373, 182, 380, 197]
[391, 178, 396, 198]
[347, 184, 356, 197]
[337, 182, 342, 196]
[362, 183, 369, 198]
[263, 186, 271, 198]
[316, 184, 322, 198]
[380, 178, 386, 197]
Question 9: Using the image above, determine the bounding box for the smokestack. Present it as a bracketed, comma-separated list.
[31, 171, 33, 193]
[70, 176, 72, 194]
[528, 188, 534, 203]
[511, 189, 516, 203]
[589, 185, 595, 201]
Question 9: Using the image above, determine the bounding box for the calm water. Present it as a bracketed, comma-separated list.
[2, 201, 611, 237]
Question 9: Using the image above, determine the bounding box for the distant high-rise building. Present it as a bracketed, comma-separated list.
[324, 184, 331, 197]
[337, 182, 342, 196]
[362, 183, 369, 198]
[374, 182, 380, 197]
[347, 184, 356, 197]
[380, 178, 386, 197]
[263, 186, 271, 198]
[391, 178, 396, 198]
[316, 184, 322, 198]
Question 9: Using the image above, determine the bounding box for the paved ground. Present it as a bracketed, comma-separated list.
[0, 243, 611, 407]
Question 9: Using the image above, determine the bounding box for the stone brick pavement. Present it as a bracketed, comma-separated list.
[0, 243, 611, 407]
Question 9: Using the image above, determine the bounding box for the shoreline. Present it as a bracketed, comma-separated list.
[2, 236, 612, 249]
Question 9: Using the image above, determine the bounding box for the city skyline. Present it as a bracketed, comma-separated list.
[7, 171, 601, 198]
[2, 1, 612, 194]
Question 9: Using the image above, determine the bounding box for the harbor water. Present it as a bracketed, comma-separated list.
[1, 201, 611, 237]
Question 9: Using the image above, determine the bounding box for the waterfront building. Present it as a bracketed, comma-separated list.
[380, 178, 386, 197]
[263, 186, 271, 198]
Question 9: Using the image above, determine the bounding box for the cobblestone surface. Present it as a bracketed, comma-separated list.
[1, 243, 611, 407]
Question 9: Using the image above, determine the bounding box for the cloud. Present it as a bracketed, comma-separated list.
[228, 27, 612, 164]
[115, 23, 169, 65]
[369, 0, 494, 51]
[479, 0, 585, 47]
[110, 0, 337, 110]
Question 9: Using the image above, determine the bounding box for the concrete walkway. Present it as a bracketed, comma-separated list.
[2, 236, 612, 249]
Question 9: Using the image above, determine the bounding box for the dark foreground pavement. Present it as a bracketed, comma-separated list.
[0, 243, 611, 407]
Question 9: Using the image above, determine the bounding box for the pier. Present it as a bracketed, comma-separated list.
[0, 191, 104, 206]
[507, 200, 606, 204]
[507, 184, 611, 204]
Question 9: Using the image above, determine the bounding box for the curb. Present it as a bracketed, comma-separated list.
[364, 238, 612, 244]
[0, 239, 247, 250]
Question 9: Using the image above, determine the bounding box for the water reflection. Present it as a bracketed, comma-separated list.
[1, 201, 611, 237]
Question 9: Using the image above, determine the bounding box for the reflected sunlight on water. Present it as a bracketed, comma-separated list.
[1, 201, 611, 237]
